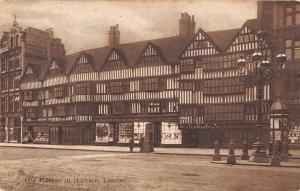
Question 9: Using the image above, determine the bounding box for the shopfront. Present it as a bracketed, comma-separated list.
[95, 121, 182, 146]
[161, 122, 182, 145]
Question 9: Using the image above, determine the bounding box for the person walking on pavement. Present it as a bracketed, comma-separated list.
[139, 136, 144, 153]
[129, 136, 134, 152]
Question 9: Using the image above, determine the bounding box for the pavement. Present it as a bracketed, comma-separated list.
[1, 142, 300, 159]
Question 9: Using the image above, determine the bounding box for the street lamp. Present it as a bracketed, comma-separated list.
[237, 30, 287, 163]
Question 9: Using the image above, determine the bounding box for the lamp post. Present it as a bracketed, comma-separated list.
[237, 30, 287, 163]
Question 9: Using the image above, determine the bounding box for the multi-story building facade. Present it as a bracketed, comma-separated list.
[1, 1, 299, 147]
[259, 1, 300, 144]
[178, 18, 272, 147]
[0, 17, 65, 142]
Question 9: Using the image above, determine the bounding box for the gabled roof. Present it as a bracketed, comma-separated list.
[205, 18, 260, 53]
[65, 47, 110, 74]
[207, 28, 240, 51]
[135, 42, 165, 66]
[40, 58, 66, 80]
[64, 35, 192, 74]
[97, 48, 128, 71]
[117, 35, 192, 65]
[20, 64, 41, 81]
[36, 18, 262, 80]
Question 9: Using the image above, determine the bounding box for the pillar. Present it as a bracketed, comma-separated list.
[227, 140, 236, 164]
[212, 141, 221, 161]
[241, 140, 250, 160]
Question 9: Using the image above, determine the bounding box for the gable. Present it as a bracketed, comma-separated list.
[137, 43, 164, 66]
[101, 49, 126, 71]
[71, 53, 94, 74]
[143, 44, 159, 57]
[26, 67, 34, 75]
[227, 26, 266, 53]
[21, 65, 39, 82]
[77, 54, 90, 65]
[49, 60, 59, 70]
[181, 30, 219, 58]
[45, 60, 65, 78]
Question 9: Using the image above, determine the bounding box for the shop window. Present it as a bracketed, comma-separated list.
[118, 123, 133, 143]
[133, 122, 146, 143]
[161, 122, 182, 144]
[95, 123, 114, 143]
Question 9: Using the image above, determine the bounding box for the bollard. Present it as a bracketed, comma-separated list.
[281, 141, 289, 162]
[212, 141, 221, 161]
[241, 140, 249, 160]
[227, 140, 236, 164]
[271, 140, 281, 166]
[268, 141, 273, 156]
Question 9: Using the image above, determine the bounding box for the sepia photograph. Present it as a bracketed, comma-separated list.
[0, 0, 300, 190]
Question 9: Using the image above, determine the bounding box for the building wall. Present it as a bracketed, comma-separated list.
[259, 1, 300, 144]
[3, 1, 300, 146]
[0, 20, 65, 143]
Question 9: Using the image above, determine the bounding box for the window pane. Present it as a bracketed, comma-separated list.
[285, 40, 292, 47]
[286, 48, 292, 60]
[295, 40, 300, 47]
[294, 48, 300, 59]
[296, 13, 300, 25]
[286, 15, 293, 26]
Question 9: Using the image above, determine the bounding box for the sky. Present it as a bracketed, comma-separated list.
[0, 0, 257, 54]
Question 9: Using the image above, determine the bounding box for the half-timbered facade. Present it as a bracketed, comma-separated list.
[11, 1, 300, 147]
[178, 20, 272, 147]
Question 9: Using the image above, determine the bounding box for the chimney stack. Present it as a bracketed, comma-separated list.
[179, 12, 196, 36]
[108, 24, 120, 47]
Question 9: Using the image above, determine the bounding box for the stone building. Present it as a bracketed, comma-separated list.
[0, 17, 65, 142]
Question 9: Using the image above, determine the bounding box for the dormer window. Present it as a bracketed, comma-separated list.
[48, 61, 63, 77]
[103, 50, 125, 71]
[139, 44, 164, 66]
[72, 55, 93, 73]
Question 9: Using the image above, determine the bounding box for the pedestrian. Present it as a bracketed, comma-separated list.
[129, 136, 134, 152]
[139, 136, 144, 153]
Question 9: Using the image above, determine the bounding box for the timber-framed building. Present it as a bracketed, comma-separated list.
[0, 1, 300, 147]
